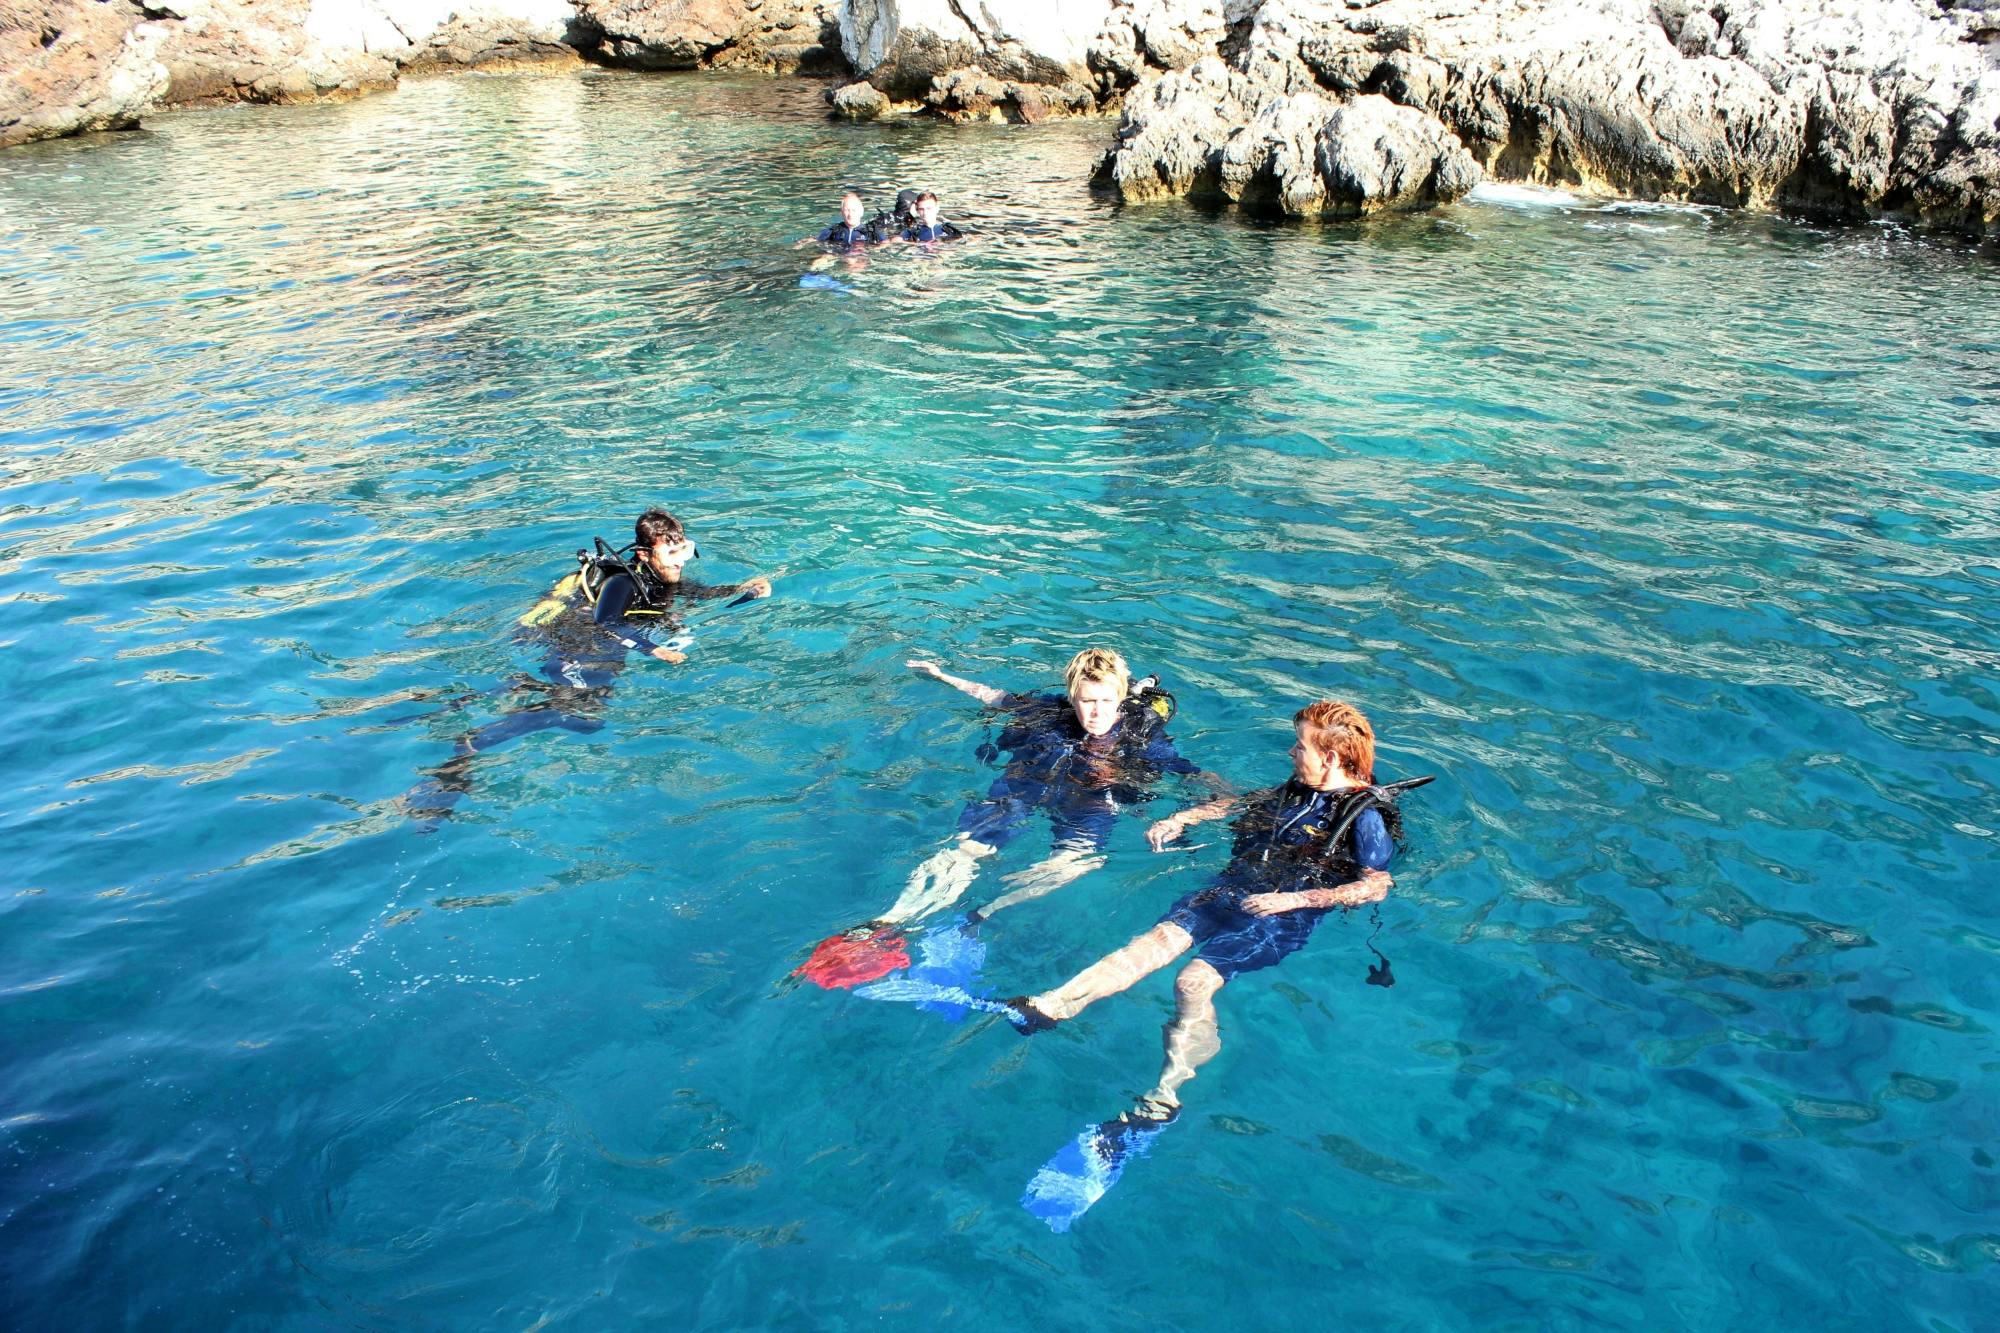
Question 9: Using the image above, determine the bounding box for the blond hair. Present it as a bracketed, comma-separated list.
[1064, 648, 1131, 700]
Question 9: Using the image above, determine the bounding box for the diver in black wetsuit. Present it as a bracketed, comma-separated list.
[865, 189, 921, 243]
[819, 191, 874, 248]
[1006, 699, 1427, 1125]
[901, 191, 963, 243]
[403, 507, 774, 821]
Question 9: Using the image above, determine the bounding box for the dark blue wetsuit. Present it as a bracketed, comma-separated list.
[405, 571, 744, 818]
[819, 220, 872, 247]
[902, 222, 961, 242]
[1161, 781, 1394, 980]
[955, 694, 1198, 853]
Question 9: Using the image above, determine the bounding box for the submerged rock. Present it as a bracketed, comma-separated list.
[1, 0, 170, 148]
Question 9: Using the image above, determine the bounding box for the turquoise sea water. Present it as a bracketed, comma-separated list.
[3, 70, 1997, 1329]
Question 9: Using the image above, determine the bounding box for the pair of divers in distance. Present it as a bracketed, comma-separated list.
[410, 504, 1430, 1231]
[800, 188, 964, 293]
[817, 188, 964, 246]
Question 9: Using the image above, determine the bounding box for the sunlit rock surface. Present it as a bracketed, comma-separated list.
[1096, 0, 2000, 232]
[1, 0, 170, 147]
[574, 0, 837, 72]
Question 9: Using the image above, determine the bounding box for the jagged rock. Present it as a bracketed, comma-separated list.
[828, 76, 889, 118]
[840, 0, 1113, 97]
[1216, 89, 1478, 214]
[574, 0, 838, 72]
[0, 0, 170, 147]
[1097, 0, 2000, 235]
[920, 64, 1095, 123]
[148, 0, 578, 107]
[1091, 0, 1244, 92]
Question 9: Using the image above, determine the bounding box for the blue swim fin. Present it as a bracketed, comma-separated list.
[854, 920, 995, 1022]
[1021, 1116, 1169, 1233]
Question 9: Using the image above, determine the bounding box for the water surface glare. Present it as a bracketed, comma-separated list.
[2, 71, 1998, 1331]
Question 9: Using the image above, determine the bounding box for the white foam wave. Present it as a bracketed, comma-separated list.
[1465, 182, 1584, 209]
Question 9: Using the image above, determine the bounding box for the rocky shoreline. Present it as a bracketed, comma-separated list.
[5, 0, 1997, 235]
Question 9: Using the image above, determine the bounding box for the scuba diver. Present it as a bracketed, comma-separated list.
[1004, 699, 1432, 1127]
[865, 189, 921, 242]
[402, 508, 774, 821]
[901, 190, 962, 243]
[796, 648, 1221, 988]
[818, 191, 874, 248]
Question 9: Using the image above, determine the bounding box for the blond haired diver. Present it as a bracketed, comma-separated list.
[402, 508, 773, 822]
[796, 648, 1222, 990]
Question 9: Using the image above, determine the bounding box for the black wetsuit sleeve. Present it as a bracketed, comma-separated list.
[1142, 733, 1201, 777]
[591, 574, 660, 655]
[674, 580, 755, 604]
[941, 221, 963, 239]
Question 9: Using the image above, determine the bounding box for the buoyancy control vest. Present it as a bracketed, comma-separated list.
[1226, 774, 1434, 884]
[517, 538, 680, 627]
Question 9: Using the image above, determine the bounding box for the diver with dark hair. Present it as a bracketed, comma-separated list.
[901, 191, 962, 243]
[819, 191, 874, 248]
[864, 188, 922, 243]
[401, 507, 774, 822]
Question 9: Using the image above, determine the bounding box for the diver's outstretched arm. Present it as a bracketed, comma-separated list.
[907, 658, 1005, 707]
[1146, 791, 1239, 851]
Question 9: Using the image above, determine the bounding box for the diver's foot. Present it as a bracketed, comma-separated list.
[1001, 996, 1058, 1036]
[1114, 1097, 1181, 1128]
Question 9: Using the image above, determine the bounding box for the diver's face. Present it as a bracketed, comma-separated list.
[917, 198, 940, 226]
[841, 196, 863, 226]
[1291, 725, 1351, 790]
[1070, 679, 1123, 738]
[641, 536, 695, 582]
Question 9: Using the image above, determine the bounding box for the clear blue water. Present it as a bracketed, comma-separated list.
[3, 71, 1998, 1329]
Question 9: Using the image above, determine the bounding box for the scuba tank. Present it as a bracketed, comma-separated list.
[517, 538, 686, 627]
[1123, 674, 1175, 736]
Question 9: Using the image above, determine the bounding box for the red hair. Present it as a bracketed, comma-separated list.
[1293, 700, 1375, 784]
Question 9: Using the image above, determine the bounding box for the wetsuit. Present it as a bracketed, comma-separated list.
[819, 220, 872, 247]
[902, 222, 962, 242]
[405, 570, 745, 818]
[1159, 781, 1394, 980]
[955, 693, 1198, 853]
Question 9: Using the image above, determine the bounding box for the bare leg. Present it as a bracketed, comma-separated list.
[1030, 922, 1194, 1022]
[973, 845, 1105, 921]
[1137, 959, 1226, 1117]
[877, 835, 996, 925]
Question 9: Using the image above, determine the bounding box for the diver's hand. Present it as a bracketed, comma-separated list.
[1241, 893, 1303, 917]
[906, 659, 944, 680]
[741, 576, 773, 599]
[1146, 814, 1190, 851]
[650, 646, 686, 664]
